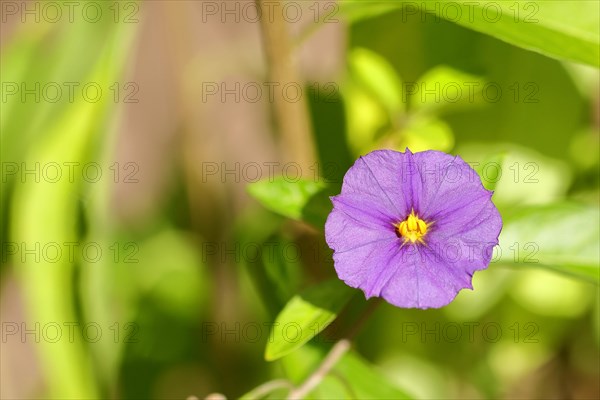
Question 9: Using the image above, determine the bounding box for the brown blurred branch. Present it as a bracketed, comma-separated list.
[255, 0, 316, 169]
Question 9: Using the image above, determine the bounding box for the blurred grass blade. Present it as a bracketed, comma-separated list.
[265, 280, 354, 361]
[498, 202, 600, 283]
[9, 20, 138, 398]
[10, 82, 102, 400]
[0, 23, 53, 136]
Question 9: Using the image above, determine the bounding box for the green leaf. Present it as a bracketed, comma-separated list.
[123, 230, 207, 318]
[418, 0, 600, 67]
[342, 1, 600, 66]
[235, 212, 287, 317]
[261, 235, 303, 307]
[342, 83, 389, 154]
[498, 203, 600, 283]
[247, 178, 330, 226]
[307, 84, 354, 184]
[399, 117, 455, 153]
[349, 47, 405, 114]
[79, 229, 207, 385]
[265, 280, 354, 361]
[410, 65, 486, 114]
[456, 144, 571, 206]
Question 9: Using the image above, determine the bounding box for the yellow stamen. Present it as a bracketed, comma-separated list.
[394, 210, 429, 245]
[407, 214, 418, 231]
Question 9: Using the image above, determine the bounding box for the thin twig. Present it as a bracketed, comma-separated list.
[286, 298, 383, 399]
[286, 339, 351, 400]
[243, 379, 294, 400]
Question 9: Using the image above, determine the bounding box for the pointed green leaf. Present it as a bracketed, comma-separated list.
[399, 117, 455, 153]
[265, 280, 354, 361]
[341, 1, 600, 67]
[247, 178, 329, 226]
[410, 65, 486, 114]
[420, 0, 600, 67]
[349, 47, 405, 114]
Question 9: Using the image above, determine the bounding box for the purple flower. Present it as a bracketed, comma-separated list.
[325, 149, 502, 309]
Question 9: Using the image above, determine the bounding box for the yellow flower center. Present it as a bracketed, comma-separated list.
[395, 211, 429, 245]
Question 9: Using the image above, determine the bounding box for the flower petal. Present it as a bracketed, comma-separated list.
[380, 245, 474, 309]
[330, 235, 401, 297]
[341, 150, 417, 219]
[325, 204, 397, 254]
[427, 201, 502, 274]
[412, 151, 488, 220]
[330, 193, 397, 231]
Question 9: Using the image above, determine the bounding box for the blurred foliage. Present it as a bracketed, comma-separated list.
[1, 1, 599, 399]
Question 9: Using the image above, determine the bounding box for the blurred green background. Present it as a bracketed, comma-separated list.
[1, 1, 599, 399]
